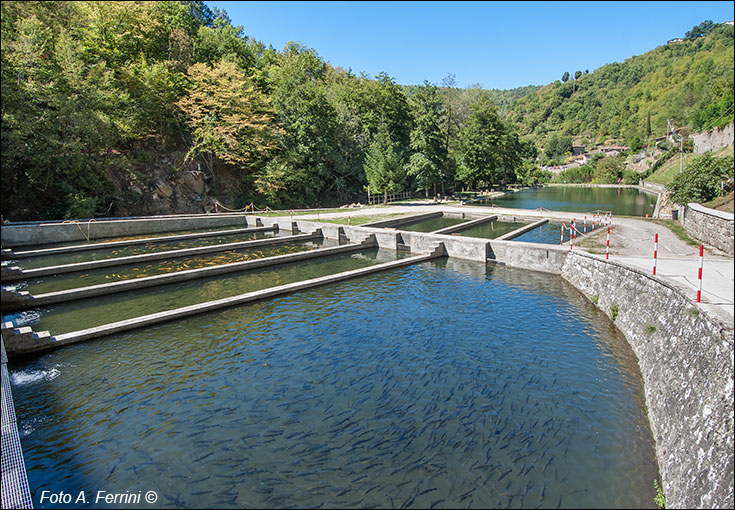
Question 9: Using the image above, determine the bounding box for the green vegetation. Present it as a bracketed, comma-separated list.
[2, 6, 731, 221]
[654, 479, 666, 509]
[609, 303, 619, 321]
[0, 1, 535, 221]
[644, 323, 657, 335]
[668, 153, 734, 205]
[508, 22, 734, 147]
[590, 295, 599, 305]
[688, 308, 700, 318]
[649, 219, 701, 246]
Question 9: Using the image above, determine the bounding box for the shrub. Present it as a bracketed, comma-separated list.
[623, 170, 640, 185]
[592, 156, 624, 184]
[609, 303, 619, 321]
[668, 153, 734, 205]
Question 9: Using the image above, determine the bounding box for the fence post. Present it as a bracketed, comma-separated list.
[697, 245, 704, 303]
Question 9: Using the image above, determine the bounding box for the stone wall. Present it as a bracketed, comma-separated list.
[682, 203, 735, 256]
[561, 251, 734, 509]
[693, 122, 734, 154]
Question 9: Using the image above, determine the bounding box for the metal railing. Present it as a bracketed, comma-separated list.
[367, 191, 415, 205]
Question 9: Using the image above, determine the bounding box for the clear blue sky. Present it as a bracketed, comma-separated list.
[206, 1, 735, 90]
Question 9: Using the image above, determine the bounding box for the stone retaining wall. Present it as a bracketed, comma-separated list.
[693, 122, 734, 154]
[682, 203, 734, 256]
[561, 251, 734, 509]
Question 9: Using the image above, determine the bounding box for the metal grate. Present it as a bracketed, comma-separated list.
[1, 339, 33, 509]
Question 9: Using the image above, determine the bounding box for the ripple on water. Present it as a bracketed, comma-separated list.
[10, 260, 659, 509]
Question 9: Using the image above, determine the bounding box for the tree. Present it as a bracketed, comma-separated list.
[562, 71, 570, 82]
[456, 95, 507, 189]
[543, 133, 572, 164]
[363, 121, 405, 203]
[574, 70, 582, 80]
[405, 81, 447, 197]
[685, 20, 716, 41]
[177, 60, 281, 190]
[592, 156, 624, 183]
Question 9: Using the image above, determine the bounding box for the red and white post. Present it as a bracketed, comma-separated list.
[697, 245, 704, 303]
[584, 216, 587, 235]
[606, 226, 610, 260]
[560, 223, 565, 245]
[653, 233, 658, 275]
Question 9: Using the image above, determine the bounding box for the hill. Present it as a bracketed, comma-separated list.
[507, 22, 734, 149]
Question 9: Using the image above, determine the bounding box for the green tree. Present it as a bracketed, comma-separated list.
[592, 156, 624, 183]
[363, 121, 406, 203]
[405, 81, 447, 197]
[543, 133, 572, 164]
[562, 71, 570, 82]
[685, 20, 716, 41]
[456, 95, 507, 189]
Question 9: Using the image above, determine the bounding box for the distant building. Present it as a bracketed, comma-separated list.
[572, 144, 586, 156]
[724, 21, 734, 25]
[667, 38, 684, 44]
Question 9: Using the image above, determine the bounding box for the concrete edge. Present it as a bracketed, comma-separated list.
[3, 232, 322, 281]
[19, 239, 375, 309]
[5, 251, 442, 357]
[8, 226, 276, 259]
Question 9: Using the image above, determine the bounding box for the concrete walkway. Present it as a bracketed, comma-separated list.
[609, 255, 734, 322]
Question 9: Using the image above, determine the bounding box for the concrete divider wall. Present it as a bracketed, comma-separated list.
[561, 251, 734, 509]
[682, 203, 734, 256]
[1, 214, 249, 247]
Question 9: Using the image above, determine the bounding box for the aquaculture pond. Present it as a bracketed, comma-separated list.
[397, 216, 466, 233]
[455, 220, 526, 240]
[6, 248, 404, 336]
[19, 238, 339, 295]
[13, 230, 285, 270]
[10, 258, 659, 509]
[477, 187, 658, 216]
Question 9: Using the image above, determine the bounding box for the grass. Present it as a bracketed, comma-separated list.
[703, 191, 734, 213]
[322, 213, 409, 225]
[649, 219, 700, 246]
[646, 144, 734, 186]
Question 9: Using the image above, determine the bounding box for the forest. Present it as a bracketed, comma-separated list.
[1, 1, 539, 220]
[1, 2, 732, 221]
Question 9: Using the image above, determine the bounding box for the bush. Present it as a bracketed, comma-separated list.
[623, 170, 640, 185]
[552, 165, 593, 183]
[592, 156, 624, 183]
[668, 153, 734, 204]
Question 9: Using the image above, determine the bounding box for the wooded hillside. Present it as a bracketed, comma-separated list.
[507, 21, 734, 149]
[1, 2, 732, 221]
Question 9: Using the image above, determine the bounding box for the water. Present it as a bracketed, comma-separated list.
[455, 221, 526, 240]
[10, 259, 659, 509]
[5, 248, 406, 336]
[398, 216, 466, 233]
[19, 239, 339, 295]
[13, 231, 283, 270]
[513, 222, 568, 245]
[476, 187, 658, 216]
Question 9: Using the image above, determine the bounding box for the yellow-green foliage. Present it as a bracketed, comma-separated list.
[508, 23, 734, 146]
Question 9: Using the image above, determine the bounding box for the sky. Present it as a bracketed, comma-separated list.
[205, 1, 735, 90]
